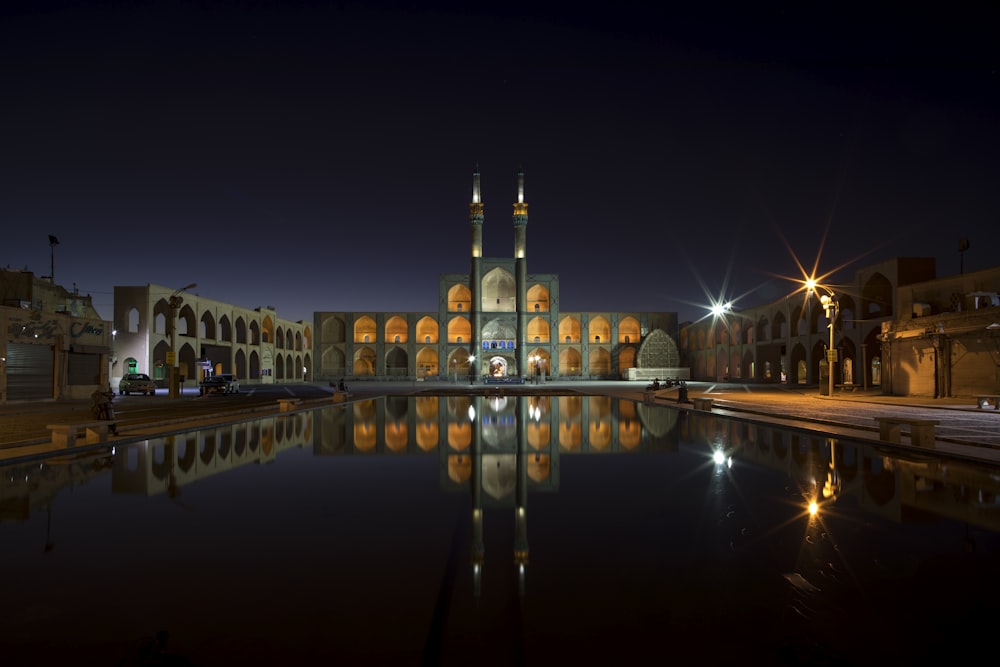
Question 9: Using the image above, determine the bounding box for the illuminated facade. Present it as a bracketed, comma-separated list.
[680, 258, 1000, 398]
[314, 168, 681, 381]
[112, 285, 312, 390]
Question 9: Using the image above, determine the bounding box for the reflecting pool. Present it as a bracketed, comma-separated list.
[2, 394, 999, 665]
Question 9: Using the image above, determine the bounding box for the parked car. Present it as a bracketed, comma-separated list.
[119, 372, 156, 396]
[200, 373, 240, 394]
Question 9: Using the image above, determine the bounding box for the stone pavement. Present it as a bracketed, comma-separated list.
[643, 382, 1000, 464]
[2, 381, 999, 465]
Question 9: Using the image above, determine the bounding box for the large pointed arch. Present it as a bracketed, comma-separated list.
[482, 267, 516, 312]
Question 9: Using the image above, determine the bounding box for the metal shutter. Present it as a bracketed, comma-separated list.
[7, 342, 54, 400]
[67, 352, 101, 386]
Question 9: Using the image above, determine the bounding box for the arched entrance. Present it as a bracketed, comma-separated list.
[488, 355, 510, 378]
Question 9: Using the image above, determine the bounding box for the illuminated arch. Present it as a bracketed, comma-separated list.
[447, 316, 471, 344]
[527, 284, 550, 312]
[527, 316, 550, 343]
[559, 316, 581, 343]
[618, 316, 640, 343]
[385, 315, 408, 343]
[448, 284, 471, 312]
[482, 267, 516, 312]
[589, 316, 610, 343]
[415, 316, 439, 344]
[354, 316, 377, 344]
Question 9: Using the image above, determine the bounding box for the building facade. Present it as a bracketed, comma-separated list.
[881, 265, 1000, 398]
[680, 258, 1000, 398]
[1, 269, 113, 402]
[314, 169, 681, 382]
[113, 285, 312, 391]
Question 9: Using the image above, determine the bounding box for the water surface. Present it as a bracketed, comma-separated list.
[2, 394, 998, 665]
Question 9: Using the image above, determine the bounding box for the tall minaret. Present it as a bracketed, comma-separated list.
[470, 166, 484, 362]
[513, 167, 528, 377]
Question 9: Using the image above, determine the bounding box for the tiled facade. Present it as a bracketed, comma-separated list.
[314, 169, 681, 382]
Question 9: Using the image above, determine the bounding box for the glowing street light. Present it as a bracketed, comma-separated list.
[710, 301, 733, 382]
[806, 280, 839, 397]
[528, 354, 540, 384]
[168, 282, 197, 399]
[468, 354, 476, 385]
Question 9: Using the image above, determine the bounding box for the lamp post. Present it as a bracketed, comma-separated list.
[468, 354, 476, 385]
[807, 281, 839, 397]
[711, 302, 733, 382]
[47, 235, 59, 283]
[168, 282, 197, 399]
[452, 358, 457, 383]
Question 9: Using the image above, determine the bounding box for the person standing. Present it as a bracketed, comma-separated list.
[91, 386, 119, 435]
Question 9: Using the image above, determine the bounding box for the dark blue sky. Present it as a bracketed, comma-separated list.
[3, 1, 998, 325]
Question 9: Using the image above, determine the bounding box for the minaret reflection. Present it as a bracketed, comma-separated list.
[466, 393, 538, 599]
[514, 392, 529, 598]
[470, 399, 484, 598]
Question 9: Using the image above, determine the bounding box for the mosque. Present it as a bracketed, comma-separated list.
[313, 168, 682, 382]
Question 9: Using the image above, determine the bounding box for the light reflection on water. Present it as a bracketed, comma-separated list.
[2, 394, 1000, 665]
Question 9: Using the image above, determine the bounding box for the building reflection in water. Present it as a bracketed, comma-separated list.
[3, 394, 1000, 595]
[5, 392, 1000, 667]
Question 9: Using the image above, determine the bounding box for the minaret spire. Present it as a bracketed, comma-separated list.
[470, 166, 483, 372]
[513, 166, 528, 378]
[470, 164, 484, 257]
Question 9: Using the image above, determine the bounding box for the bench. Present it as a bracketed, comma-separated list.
[277, 399, 301, 412]
[47, 421, 118, 448]
[974, 395, 1000, 409]
[836, 383, 861, 392]
[692, 397, 714, 411]
[873, 417, 940, 448]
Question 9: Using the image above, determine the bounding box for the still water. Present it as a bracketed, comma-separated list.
[2, 393, 999, 666]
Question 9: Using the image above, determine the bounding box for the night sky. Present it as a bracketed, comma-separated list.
[3, 1, 998, 325]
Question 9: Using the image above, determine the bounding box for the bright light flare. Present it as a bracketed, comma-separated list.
[807, 499, 819, 517]
[710, 301, 732, 317]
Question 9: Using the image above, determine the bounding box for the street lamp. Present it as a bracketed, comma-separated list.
[468, 354, 476, 385]
[806, 281, 839, 397]
[168, 282, 197, 399]
[711, 301, 733, 382]
[452, 358, 458, 383]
